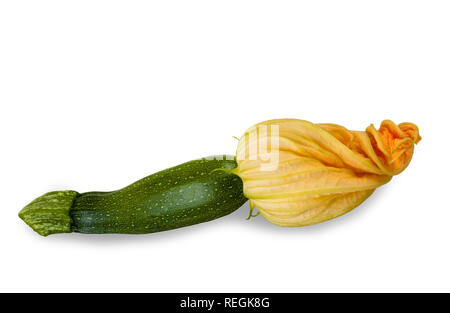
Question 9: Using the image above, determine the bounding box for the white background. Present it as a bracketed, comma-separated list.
[0, 1, 449, 292]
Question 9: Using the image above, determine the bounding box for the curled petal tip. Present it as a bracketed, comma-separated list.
[367, 120, 421, 175]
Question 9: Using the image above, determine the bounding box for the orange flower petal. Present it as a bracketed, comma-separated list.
[234, 119, 420, 227]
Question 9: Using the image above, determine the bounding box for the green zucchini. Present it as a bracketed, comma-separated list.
[19, 155, 247, 236]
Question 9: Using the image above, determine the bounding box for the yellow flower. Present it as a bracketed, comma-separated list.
[233, 119, 421, 227]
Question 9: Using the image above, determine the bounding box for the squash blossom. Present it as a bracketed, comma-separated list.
[233, 119, 421, 227]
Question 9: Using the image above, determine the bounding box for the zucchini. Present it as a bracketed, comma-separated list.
[19, 155, 247, 236]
